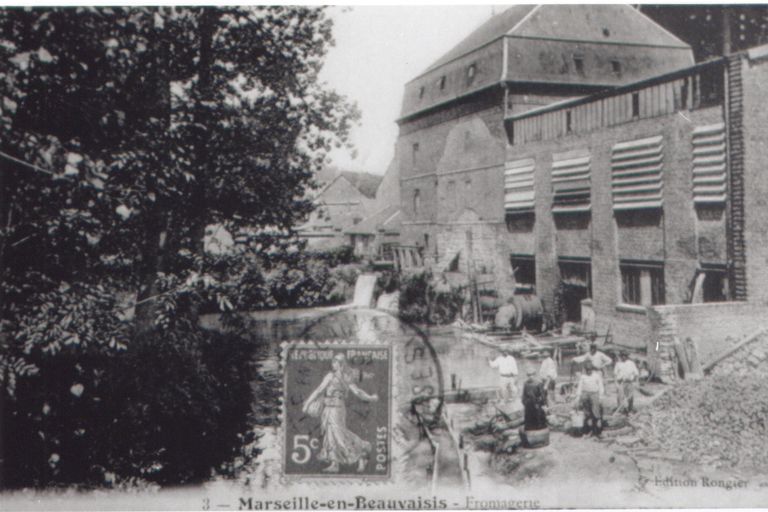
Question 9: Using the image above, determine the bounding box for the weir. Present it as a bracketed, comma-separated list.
[351, 273, 377, 308]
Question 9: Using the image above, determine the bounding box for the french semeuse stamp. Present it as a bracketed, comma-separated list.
[283, 343, 392, 479]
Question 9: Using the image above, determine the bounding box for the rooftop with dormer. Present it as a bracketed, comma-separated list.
[399, 5, 694, 121]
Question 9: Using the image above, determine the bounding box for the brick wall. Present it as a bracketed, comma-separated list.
[398, 95, 507, 267]
[741, 50, 768, 303]
[394, 47, 768, 347]
[498, 104, 725, 345]
[433, 212, 501, 274]
[436, 115, 506, 223]
[648, 302, 768, 381]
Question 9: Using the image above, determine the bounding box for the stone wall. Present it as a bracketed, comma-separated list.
[710, 331, 768, 379]
[647, 302, 768, 382]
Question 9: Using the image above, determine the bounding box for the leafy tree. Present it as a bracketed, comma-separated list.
[0, 4, 358, 364]
[0, 6, 358, 487]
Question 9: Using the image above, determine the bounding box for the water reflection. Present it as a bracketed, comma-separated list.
[245, 309, 539, 427]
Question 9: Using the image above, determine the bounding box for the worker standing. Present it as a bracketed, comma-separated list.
[538, 349, 558, 403]
[575, 362, 604, 437]
[614, 351, 639, 414]
[522, 367, 548, 431]
[489, 348, 519, 400]
[574, 343, 613, 376]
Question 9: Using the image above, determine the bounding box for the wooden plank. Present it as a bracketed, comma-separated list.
[665, 81, 674, 114]
[600, 97, 605, 128]
[619, 93, 628, 122]
[593, 101, 599, 130]
[703, 326, 767, 371]
[672, 79, 682, 111]
[642, 87, 650, 118]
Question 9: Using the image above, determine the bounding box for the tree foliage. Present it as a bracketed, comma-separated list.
[0, 6, 358, 487]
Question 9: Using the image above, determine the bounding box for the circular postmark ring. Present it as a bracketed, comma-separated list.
[294, 307, 445, 426]
[278, 307, 444, 481]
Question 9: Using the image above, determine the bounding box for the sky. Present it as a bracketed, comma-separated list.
[319, 5, 506, 176]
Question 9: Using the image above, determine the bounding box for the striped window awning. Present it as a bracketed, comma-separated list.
[611, 135, 664, 211]
[504, 158, 535, 214]
[552, 150, 591, 213]
[692, 123, 727, 205]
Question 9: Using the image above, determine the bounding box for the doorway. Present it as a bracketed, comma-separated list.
[559, 258, 592, 323]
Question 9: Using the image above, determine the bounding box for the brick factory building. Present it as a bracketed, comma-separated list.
[387, 5, 768, 375]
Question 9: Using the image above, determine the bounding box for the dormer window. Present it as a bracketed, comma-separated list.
[439, 75, 446, 91]
[466, 64, 476, 85]
[573, 55, 585, 76]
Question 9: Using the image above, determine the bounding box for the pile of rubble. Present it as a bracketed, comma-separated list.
[635, 374, 768, 470]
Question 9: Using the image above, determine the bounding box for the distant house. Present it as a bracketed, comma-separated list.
[296, 171, 383, 250]
[345, 204, 403, 260]
[343, 158, 413, 264]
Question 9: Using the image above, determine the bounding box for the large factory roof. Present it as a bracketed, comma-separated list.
[401, 5, 693, 120]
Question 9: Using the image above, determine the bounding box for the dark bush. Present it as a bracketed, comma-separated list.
[2, 321, 257, 488]
[398, 270, 465, 325]
[305, 245, 358, 267]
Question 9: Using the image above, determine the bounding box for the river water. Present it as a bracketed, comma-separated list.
[214, 307, 554, 427]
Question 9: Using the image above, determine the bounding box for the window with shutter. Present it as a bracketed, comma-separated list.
[611, 135, 664, 211]
[692, 123, 727, 205]
[552, 150, 591, 213]
[619, 261, 665, 306]
[504, 158, 535, 214]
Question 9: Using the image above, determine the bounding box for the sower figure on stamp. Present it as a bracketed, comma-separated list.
[489, 348, 519, 400]
[522, 367, 548, 431]
[302, 353, 379, 473]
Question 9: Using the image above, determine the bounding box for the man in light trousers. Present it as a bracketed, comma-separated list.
[614, 351, 639, 414]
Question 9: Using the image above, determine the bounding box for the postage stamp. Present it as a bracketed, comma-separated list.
[282, 342, 392, 479]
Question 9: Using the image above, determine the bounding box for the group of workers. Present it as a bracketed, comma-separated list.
[488, 343, 643, 436]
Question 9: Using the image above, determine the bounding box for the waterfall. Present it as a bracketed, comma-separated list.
[351, 273, 377, 308]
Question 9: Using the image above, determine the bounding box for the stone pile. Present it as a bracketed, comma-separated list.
[634, 373, 768, 470]
[464, 411, 524, 454]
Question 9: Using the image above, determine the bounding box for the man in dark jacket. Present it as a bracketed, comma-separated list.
[522, 367, 548, 431]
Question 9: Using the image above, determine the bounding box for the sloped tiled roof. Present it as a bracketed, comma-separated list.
[513, 5, 689, 48]
[421, 5, 537, 75]
[339, 171, 383, 199]
[402, 5, 693, 120]
[421, 5, 688, 78]
[345, 205, 402, 235]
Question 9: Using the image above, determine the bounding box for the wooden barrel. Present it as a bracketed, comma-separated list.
[510, 294, 544, 331]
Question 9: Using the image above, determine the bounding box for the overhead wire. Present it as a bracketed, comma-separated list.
[0, 149, 57, 176]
